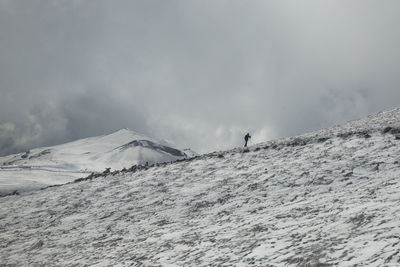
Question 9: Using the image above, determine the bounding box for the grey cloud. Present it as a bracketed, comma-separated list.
[1, 0, 400, 155]
[0, 102, 68, 155]
[60, 88, 148, 141]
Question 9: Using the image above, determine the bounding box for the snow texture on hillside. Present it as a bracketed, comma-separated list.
[1, 108, 400, 266]
[0, 129, 191, 196]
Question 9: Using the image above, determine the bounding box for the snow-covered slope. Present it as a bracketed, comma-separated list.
[1, 108, 400, 266]
[0, 129, 191, 195]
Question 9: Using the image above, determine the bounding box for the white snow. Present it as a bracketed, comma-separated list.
[0, 129, 191, 195]
[1, 108, 400, 266]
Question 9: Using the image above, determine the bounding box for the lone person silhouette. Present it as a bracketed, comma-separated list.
[244, 133, 251, 147]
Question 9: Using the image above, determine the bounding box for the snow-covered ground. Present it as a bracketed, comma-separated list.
[0, 129, 192, 196]
[1, 108, 400, 266]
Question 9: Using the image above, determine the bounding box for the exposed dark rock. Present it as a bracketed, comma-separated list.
[117, 139, 186, 157]
[21, 151, 30, 159]
[103, 168, 111, 175]
[383, 126, 400, 135]
[28, 149, 51, 159]
[317, 137, 329, 143]
[31, 240, 44, 250]
[287, 138, 309, 147]
[344, 172, 353, 177]
[247, 183, 259, 191]
[191, 200, 216, 212]
[337, 132, 354, 139]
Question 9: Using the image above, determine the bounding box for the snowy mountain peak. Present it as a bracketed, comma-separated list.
[80, 128, 153, 147]
[106, 128, 144, 139]
[0, 129, 194, 195]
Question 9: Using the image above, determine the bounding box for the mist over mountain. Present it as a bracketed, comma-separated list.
[2, 1, 400, 156]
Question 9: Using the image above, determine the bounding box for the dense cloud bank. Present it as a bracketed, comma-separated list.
[1, 1, 400, 155]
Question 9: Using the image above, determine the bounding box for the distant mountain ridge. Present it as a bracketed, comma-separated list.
[0, 128, 195, 195]
[116, 139, 186, 157]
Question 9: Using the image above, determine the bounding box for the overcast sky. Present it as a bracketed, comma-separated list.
[1, 0, 400, 156]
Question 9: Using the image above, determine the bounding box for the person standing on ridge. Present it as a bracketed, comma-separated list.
[244, 133, 251, 147]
